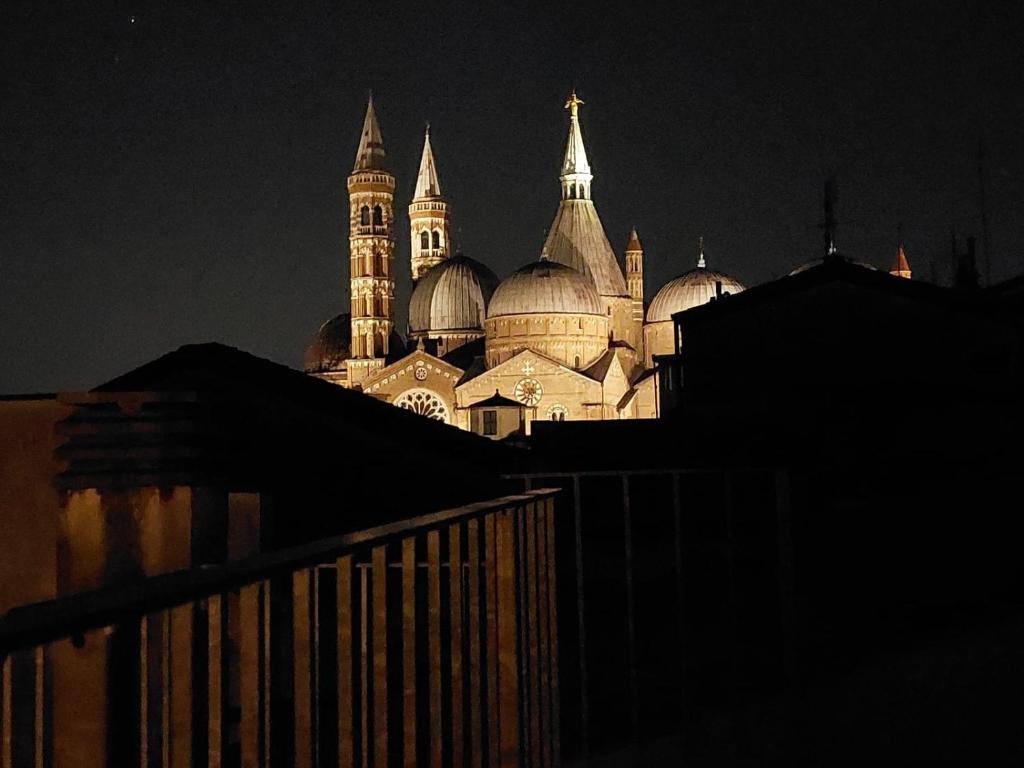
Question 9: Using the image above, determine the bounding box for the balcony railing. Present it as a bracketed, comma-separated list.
[0, 489, 560, 768]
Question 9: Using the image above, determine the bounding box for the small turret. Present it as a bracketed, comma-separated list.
[625, 228, 644, 323]
[409, 125, 451, 281]
[890, 244, 912, 279]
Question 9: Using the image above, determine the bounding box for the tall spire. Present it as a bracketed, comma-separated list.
[560, 90, 593, 200]
[890, 244, 912, 279]
[353, 92, 387, 172]
[413, 124, 442, 199]
[625, 228, 645, 323]
[823, 177, 839, 259]
[408, 123, 450, 280]
[697, 236, 707, 269]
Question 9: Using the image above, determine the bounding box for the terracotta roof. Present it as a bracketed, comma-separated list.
[625, 227, 642, 252]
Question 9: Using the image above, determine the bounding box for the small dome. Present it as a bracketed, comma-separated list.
[304, 313, 351, 372]
[410, 255, 499, 334]
[488, 260, 604, 318]
[646, 268, 746, 323]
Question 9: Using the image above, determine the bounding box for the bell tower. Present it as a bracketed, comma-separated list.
[409, 125, 450, 281]
[347, 94, 397, 388]
[625, 228, 644, 323]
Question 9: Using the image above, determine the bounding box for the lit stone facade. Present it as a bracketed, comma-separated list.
[305, 91, 750, 426]
[359, 349, 462, 425]
[455, 349, 630, 433]
[347, 96, 397, 387]
[409, 128, 450, 281]
[484, 313, 610, 369]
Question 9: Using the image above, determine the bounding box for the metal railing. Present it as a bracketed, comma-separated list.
[0, 490, 560, 768]
[506, 469, 793, 765]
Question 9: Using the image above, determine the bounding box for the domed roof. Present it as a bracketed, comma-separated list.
[646, 267, 746, 323]
[488, 260, 604, 318]
[410, 255, 499, 334]
[304, 313, 351, 372]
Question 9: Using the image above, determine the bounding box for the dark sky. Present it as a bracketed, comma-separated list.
[3, 0, 1024, 393]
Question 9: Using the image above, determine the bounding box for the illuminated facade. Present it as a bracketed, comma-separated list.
[346, 95, 398, 388]
[305, 92, 749, 430]
[409, 126, 450, 281]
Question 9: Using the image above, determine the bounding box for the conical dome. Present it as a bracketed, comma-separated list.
[409, 255, 499, 333]
[488, 260, 604, 318]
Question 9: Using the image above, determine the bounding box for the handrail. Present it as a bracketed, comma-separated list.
[0, 488, 559, 654]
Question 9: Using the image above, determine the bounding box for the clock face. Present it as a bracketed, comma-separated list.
[514, 378, 543, 406]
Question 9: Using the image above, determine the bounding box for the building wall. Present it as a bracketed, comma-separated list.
[359, 353, 461, 424]
[643, 320, 675, 368]
[606, 295, 642, 354]
[457, 351, 603, 429]
[0, 397, 69, 613]
[485, 313, 609, 369]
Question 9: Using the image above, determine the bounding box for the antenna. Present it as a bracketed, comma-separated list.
[977, 135, 992, 285]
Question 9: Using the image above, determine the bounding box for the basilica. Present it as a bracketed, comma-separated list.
[303, 92, 750, 433]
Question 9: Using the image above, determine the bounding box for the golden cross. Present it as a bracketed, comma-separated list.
[565, 91, 584, 118]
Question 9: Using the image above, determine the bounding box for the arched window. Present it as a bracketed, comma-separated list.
[432, 230, 440, 249]
[420, 231, 430, 251]
[360, 206, 370, 226]
[373, 205, 383, 226]
[574, 355, 581, 368]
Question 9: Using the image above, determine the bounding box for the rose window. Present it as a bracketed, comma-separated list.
[514, 378, 543, 406]
[394, 389, 450, 423]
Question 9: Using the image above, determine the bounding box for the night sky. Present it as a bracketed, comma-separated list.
[3, 1, 1024, 393]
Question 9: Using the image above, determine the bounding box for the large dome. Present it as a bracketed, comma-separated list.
[304, 313, 351, 372]
[488, 260, 604, 318]
[646, 267, 746, 322]
[409, 255, 499, 334]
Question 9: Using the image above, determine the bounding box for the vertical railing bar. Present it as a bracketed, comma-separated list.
[775, 468, 798, 684]
[140, 616, 148, 768]
[515, 506, 531, 766]
[313, 568, 321, 768]
[372, 547, 388, 768]
[671, 471, 687, 721]
[32, 647, 42, 768]
[621, 475, 640, 747]
[337, 556, 354, 768]
[402, 538, 417, 768]
[360, 567, 369, 768]
[427, 531, 442, 768]
[545, 498, 560, 768]
[723, 472, 740, 698]
[208, 595, 223, 768]
[484, 514, 500, 767]
[449, 523, 465, 768]
[162, 608, 171, 768]
[1, 653, 10, 768]
[572, 474, 589, 760]
[466, 519, 483, 768]
[526, 504, 542, 768]
[262, 582, 271, 768]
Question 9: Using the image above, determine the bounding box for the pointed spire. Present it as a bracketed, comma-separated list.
[626, 227, 642, 252]
[413, 124, 442, 199]
[353, 92, 387, 172]
[891, 243, 912, 279]
[697, 236, 707, 269]
[560, 90, 593, 198]
[823, 177, 839, 260]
